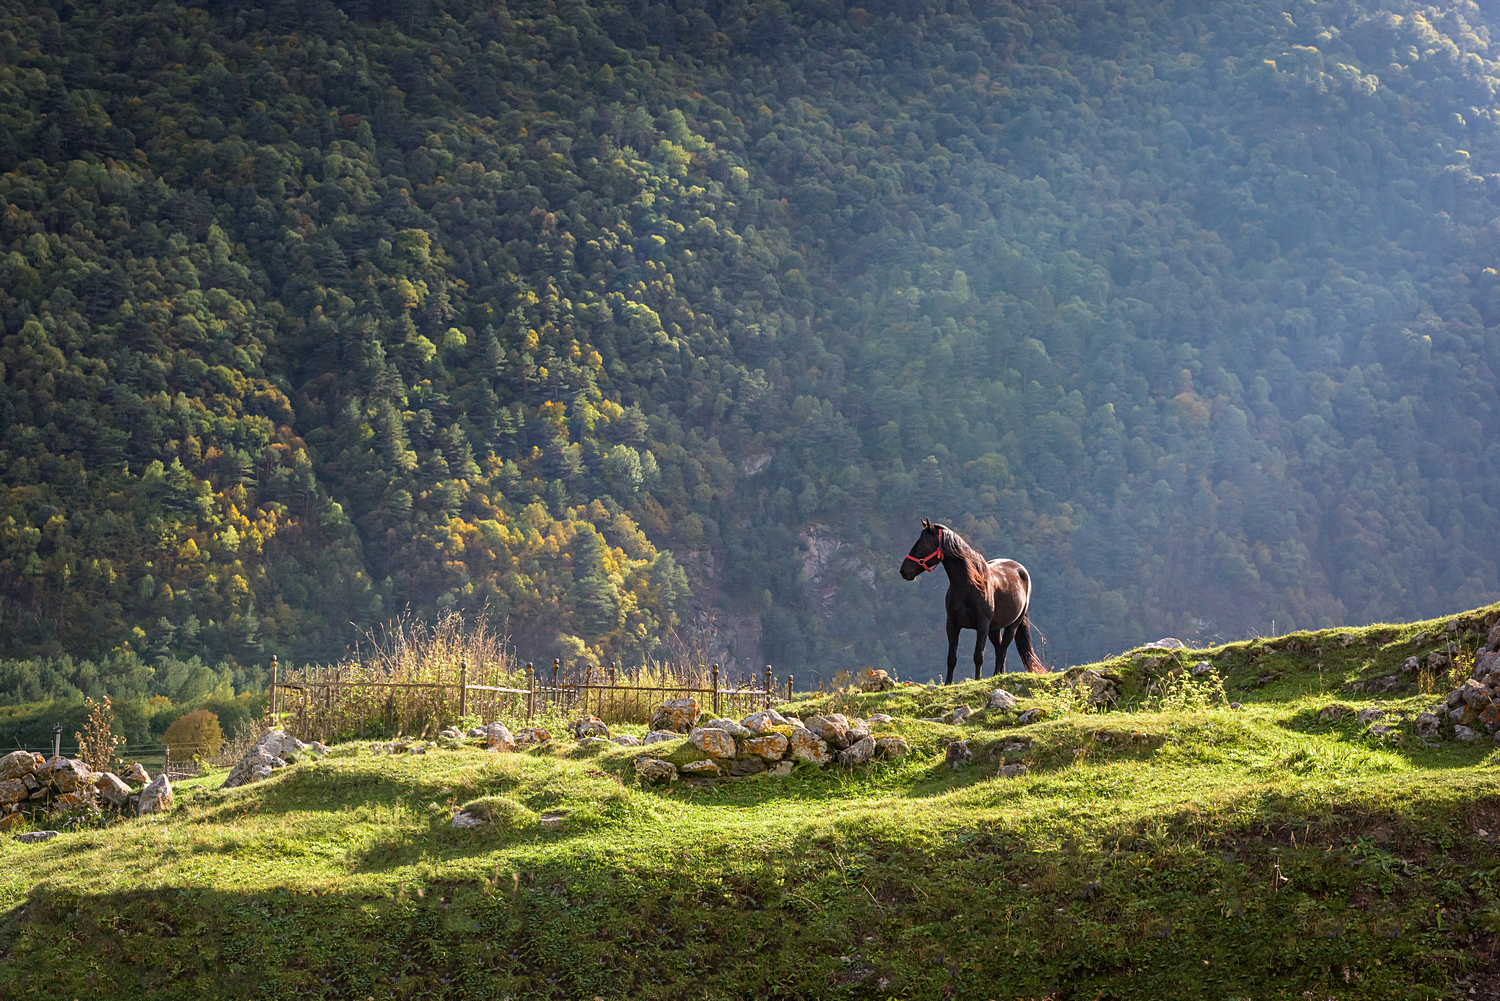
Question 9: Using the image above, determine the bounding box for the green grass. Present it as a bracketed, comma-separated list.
[3, 609, 1500, 999]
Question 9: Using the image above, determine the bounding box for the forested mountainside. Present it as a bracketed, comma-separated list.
[2, 0, 1500, 698]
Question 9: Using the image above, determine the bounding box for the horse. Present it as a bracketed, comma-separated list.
[899, 518, 1045, 682]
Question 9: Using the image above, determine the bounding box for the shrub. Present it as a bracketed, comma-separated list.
[162, 709, 224, 763]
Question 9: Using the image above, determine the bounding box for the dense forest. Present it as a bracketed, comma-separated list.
[2, 0, 1500, 711]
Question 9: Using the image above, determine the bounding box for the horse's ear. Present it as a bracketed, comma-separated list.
[921, 517, 931, 530]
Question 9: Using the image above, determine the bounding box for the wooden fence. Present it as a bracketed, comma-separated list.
[267, 658, 797, 743]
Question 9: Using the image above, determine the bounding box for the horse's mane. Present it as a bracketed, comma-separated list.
[937, 524, 990, 588]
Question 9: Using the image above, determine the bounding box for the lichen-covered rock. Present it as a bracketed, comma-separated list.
[789, 728, 832, 765]
[514, 727, 551, 745]
[122, 761, 150, 784]
[222, 747, 280, 789]
[1357, 707, 1385, 727]
[259, 731, 306, 758]
[486, 724, 517, 752]
[51, 791, 91, 809]
[1191, 661, 1215, 677]
[856, 667, 896, 692]
[0, 779, 26, 805]
[1017, 709, 1046, 725]
[875, 737, 909, 759]
[1319, 704, 1351, 722]
[728, 756, 768, 777]
[440, 728, 461, 739]
[1415, 710, 1443, 740]
[945, 739, 972, 768]
[1460, 680, 1493, 709]
[867, 713, 894, 724]
[575, 737, 613, 751]
[634, 757, 678, 783]
[704, 718, 753, 739]
[689, 727, 736, 758]
[612, 735, 643, 746]
[839, 736, 876, 766]
[745, 733, 789, 761]
[0, 751, 40, 782]
[1455, 725, 1480, 744]
[988, 689, 1017, 711]
[740, 709, 789, 734]
[803, 716, 851, 750]
[1401, 656, 1421, 675]
[451, 810, 488, 828]
[642, 730, 679, 744]
[770, 760, 794, 777]
[1068, 669, 1121, 706]
[571, 716, 610, 740]
[47, 758, 92, 794]
[941, 706, 974, 725]
[999, 763, 1030, 779]
[13, 830, 58, 843]
[137, 773, 173, 815]
[95, 772, 132, 808]
[650, 698, 701, 733]
[680, 759, 720, 776]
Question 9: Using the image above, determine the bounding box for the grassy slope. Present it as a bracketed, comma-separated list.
[3, 609, 1500, 999]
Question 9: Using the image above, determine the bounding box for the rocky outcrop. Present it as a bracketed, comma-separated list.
[222, 730, 318, 789]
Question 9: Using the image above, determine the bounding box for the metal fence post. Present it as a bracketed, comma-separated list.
[711, 663, 720, 718]
[459, 660, 468, 721]
[269, 654, 278, 724]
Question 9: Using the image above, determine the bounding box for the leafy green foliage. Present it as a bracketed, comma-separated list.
[1, 0, 1499, 688]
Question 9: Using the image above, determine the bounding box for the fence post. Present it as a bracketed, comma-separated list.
[787, 675, 794, 701]
[526, 662, 535, 720]
[459, 661, 468, 721]
[711, 663, 720, 718]
[269, 654, 278, 724]
[765, 665, 773, 709]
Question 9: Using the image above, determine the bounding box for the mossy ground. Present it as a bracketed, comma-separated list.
[4, 609, 1500, 999]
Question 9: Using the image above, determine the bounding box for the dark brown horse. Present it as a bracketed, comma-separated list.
[899, 519, 1044, 682]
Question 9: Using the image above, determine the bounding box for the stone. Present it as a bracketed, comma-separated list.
[259, 731, 307, 758]
[0, 813, 23, 831]
[450, 810, 488, 828]
[740, 710, 790, 734]
[1229, 702, 1244, 710]
[999, 763, 1030, 779]
[486, 724, 517, 753]
[745, 733, 790, 761]
[1401, 656, 1421, 675]
[440, 728, 461, 739]
[1481, 702, 1500, 731]
[856, 667, 897, 692]
[137, 773, 173, 815]
[1455, 725, 1480, 744]
[95, 772, 132, 808]
[1191, 661, 1214, 677]
[875, 737, 909, 759]
[728, 756, 768, 777]
[988, 688, 1018, 710]
[47, 758, 92, 794]
[867, 713, 894, 724]
[1319, 704, 1351, 722]
[1145, 638, 1185, 650]
[122, 761, 150, 784]
[0, 751, 40, 782]
[770, 760, 794, 777]
[642, 730, 679, 744]
[222, 747, 278, 789]
[1476, 651, 1500, 682]
[466, 727, 487, 738]
[612, 735, 642, 746]
[571, 716, 610, 740]
[789, 728, 832, 766]
[0, 779, 26, 805]
[704, 718, 753, 739]
[1369, 724, 1402, 740]
[1488, 621, 1500, 649]
[514, 727, 551, 745]
[1460, 680, 1492, 709]
[1451, 705, 1482, 728]
[1068, 669, 1121, 706]
[679, 759, 720, 776]
[1415, 711, 1443, 740]
[539, 812, 566, 829]
[803, 715, 851, 750]
[688, 727, 737, 758]
[52, 791, 91, 809]
[650, 698, 701, 734]
[942, 706, 975, 725]
[1017, 709, 1045, 725]
[634, 757, 678, 783]
[945, 740, 972, 768]
[14, 830, 59, 843]
[575, 737, 613, 750]
[308, 741, 329, 755]
[839, 736, 876, 766]
[1356, 707, 1385, 727]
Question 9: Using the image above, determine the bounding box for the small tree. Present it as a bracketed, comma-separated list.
[75, 696, 126, 771]
[163, 709, 224, 764]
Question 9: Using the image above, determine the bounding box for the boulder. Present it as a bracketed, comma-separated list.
[1017, 709, 1046, 725]
[612, 735, 643, 747]
[0, 779, 26, 805]
[789, 728, 832, 766]
[451, 810, 488, 828]
[650, 698, 701, 734]
[1068, 669, 1121, 706]
[1191, 661, 1215, 677]
[122, 761, 150, 784]
[13, 830, 58, 843]
[466, 727, 487, 738]
[804, 716, 851, 750]
[740, 710, 790, 734]
[1401, 656, 1421, 675]
[1455, 725, 1480, 744]
[1460, 680, 1493, 709]
[1356, 707, 1385, 727]
[1481, 702, 1500, 731]
[769, 760, 794, 777]
[867, 713, 894, 724]
[486, 724, 517, 753]
[51, 791, 91, 809]
[0, 751, 40, 782]
[137, 774, 173, 815]
[942, 706, 974, 725]
[259, 731, 306, 758]
[1145, 638, 1185, 650]
[945, 739, 973, 768]
[514, 727, 551, 745]
[308, 741, 329, 755]
[1451, 704, 1482, 728]
[570, 717, 610, 740]
[1319, 704, 1351, 722]
[634, 757, 678, 783]
[1415, 711, 1443, 740]
[642, 731, 679, 745]
[999, 763, 1030, 779]
[575, 737, 613, 750]
[679, 759, 720, 776]
[988, 689, 1018, 711]
[728, 757, 768, 777]
[688, 727, 737, 759]
[222, 747, 280, 789]
[875, 737, 909, 759]
[745, 733, 789, 761]
[856, 668, 896, 692]
[47, 758, 92, 794]
[839, 736, 876, 766]
[703, 718, 753, 739]
[440, 728, 461, 740]
[95, 772, 132, 808]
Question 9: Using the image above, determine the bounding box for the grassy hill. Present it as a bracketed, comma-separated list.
[3, 605, 1500, 998]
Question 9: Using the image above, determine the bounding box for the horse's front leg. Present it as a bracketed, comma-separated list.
[972, 627, 987, 680]
[945, 619, 961, 685]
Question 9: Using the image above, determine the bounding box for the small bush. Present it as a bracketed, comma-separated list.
[163, 709, 224, 763]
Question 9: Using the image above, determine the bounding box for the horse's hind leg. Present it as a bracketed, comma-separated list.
[945, 620, 961, 684]
[972, 628, 987, 680]
[993, 624, 1017, 676]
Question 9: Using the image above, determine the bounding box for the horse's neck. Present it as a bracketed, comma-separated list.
[941, 538, 986, 587]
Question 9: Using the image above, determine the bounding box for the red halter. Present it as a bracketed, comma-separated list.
[904, 526, 943, 573]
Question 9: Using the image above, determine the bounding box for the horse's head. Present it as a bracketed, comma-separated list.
[900, 518, 945, 580]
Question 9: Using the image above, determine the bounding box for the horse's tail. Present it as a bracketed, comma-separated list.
[1015, 612, 1046, 674]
